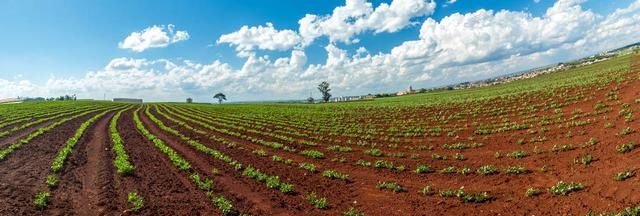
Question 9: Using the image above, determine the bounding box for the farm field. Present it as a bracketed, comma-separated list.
[1, 52, 640, 215]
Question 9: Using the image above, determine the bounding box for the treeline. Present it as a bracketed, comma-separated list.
[18, 94, 77, 102]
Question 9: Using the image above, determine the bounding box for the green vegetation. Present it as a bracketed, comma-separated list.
[550, 181, 583, 195]
[614, 170, 635, 181]
[111, 108, 135, 175]
[376, 181, 404, 192]
[477, 165, 499, 175]
[33, 191, 50, 210]
[127, 192, 144, 212]
[322, 170, 349, 181]
[306, 192, 328, 209]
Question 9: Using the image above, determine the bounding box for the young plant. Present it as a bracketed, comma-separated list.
[415, 164, 432, 174]
[298, 163, 316, 173]
[305, 192, 328, 209]
[364, 148, 384, 157]
[458, 165, 471, 175]
[617, 142, 637, 153]
[509, 150, 528, 159]
[279, 183, 295, 194]
[343, 207, 364, 216]
[322, 170, 349, 181]
[301, 150, 325, 159]
[525, 188, 541, 197]
[549, 181, 583, 195]
[613, 170, 635, 181]
[33, 191, 50, 210]
[127, 192, 144, 212]
[440, 166, 456, 174]
[421, 185, 433, 195]
[376, 181, 404, 192]
[504, 166, 528, 175]
[46, 174, 58, 188]
[477, 165, 499, 175]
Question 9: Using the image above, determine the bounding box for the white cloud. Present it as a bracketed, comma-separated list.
[5, 0, 640, 102]
[221, 0, 437, 54]
[118, 24, 190, 52]
[299, 0, 436, 45]
[390, 0, 596, 70]
[217, 23, 302, 57]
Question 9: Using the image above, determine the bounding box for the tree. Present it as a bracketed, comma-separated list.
[317, 81, 331, 102]
[186, 98, 193, 103]
[307, 97, 314, 103]
[214, 93, 226, 104]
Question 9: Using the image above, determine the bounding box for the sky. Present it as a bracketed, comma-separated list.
[0, 0, 638, 102]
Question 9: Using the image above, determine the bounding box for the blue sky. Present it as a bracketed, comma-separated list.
[0, 0, 638, 102]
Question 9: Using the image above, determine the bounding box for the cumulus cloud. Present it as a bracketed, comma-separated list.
[299, 0, 436, 45]
[5, 0, 640, 102]
[390, 0, 597, 70]
[217, 23, 302, 57]
[220, 0, 436, 54]
[118, 24, 190, 52]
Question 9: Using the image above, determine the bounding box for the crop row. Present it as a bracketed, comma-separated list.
[133, 106, 238, 214]
[0, 105, 122, 160]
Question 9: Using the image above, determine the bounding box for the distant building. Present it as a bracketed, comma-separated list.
[329, 95, 374, 103]
[396, 85, 416, 96]
[0, 98, 20, 104]
[113, 98, 143, 103]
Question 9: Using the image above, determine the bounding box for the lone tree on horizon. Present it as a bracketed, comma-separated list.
[214, 92, 226, 104]
[317, 81, 331, 103]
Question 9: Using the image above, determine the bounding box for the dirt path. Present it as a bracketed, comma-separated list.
[45, 112, 116, 215]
